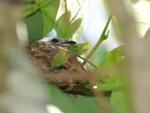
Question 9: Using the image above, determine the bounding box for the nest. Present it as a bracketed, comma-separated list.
[27, 42, 85, 72]
[27, 41, 95, 96]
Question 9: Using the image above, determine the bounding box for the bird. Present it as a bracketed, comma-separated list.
[49, 38, 77, 47]
[28, 37, 84, 72]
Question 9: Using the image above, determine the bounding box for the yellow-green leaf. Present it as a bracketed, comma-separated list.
[51, 50, 68, 68]
[55, 11, 72, 39]
[70, 18, 82, 35]
[41, 0, 60, 36]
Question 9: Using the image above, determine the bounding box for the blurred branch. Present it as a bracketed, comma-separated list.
[144, 27, 150, 40]
[0, 2, 48, 113]
[107, 1, 150, 113]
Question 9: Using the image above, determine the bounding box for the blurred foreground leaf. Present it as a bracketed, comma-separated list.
[130, 0, 140, 3]
[48, 85, 102, 113]
[110, 91, 131, 113]
[24, 11, 43, 42]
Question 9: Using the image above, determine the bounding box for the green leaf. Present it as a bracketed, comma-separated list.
[99, 46, 124, 69]
[47, 85, 102, 113]
[110, 91, 131, 113]
[24, 0, 35, 4]
[51, 50, 68, 68]
[24, 11, 43, 42]
[97, 46, 125, 92]
[24, 0, 39, 17]
[55, 11, 72, 39]
[82, 15, 112, 65]
[99, 76, 123, 91]
[130, 0, 140, 3]
[24, 0, 60, 42]
[67, 43, 89, 55]
[40, 0, 60, 36]
[55, 11, 82, 40]
[70, 18, 82, 35]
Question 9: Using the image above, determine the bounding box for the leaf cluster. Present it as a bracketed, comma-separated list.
[24, 0, 82, 42]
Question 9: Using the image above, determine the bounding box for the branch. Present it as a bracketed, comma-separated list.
[107, 1, 150, 113]
[0, 2, 48, 113]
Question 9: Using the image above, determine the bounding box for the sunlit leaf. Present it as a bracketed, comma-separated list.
[55, 11, 72, 39]
[41, 0, 60, 36]
[51, 50, 68, 68]
[70, 18, 82, 35]
[55, 11, 82, 40]
[68, 43, 89, 55]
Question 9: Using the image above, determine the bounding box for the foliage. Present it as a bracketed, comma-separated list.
[129, 0, 140, 3]
[51, 49, 68, 68]
[48, 85, 102, 113]
[24, 0, 82, 42]
[110, 91, 131, 113]
[41, 0, 60, 36]
[99, 46, 124, 69]
[97, 46, 131, 113]
[83, 15, 112, 65]
[98, 46, 125, 92]
[24, 11, 43, 42]
[67, 43, 89, 55]
[55, 11, 82, 39]
[23, 1, 131, 113]
[24, 0, 60, 42]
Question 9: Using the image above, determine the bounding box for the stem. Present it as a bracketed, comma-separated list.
[82, 14, 113, 66]
[70, 0, 81, 23]
[53, 46, 97, 69]
[64, 0, 68, 13]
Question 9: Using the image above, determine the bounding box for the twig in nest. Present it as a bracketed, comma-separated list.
[55, 45, 98, 69]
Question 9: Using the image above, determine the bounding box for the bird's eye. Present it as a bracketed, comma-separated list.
[51, 38, 59, 43]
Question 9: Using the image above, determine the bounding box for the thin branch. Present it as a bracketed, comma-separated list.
[82, 14, 113, 66]
[70, 0, 82, 23]
[58, 46, 98, 69]
[48, 45, 97, 69]
[70, 6, 81, 23]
